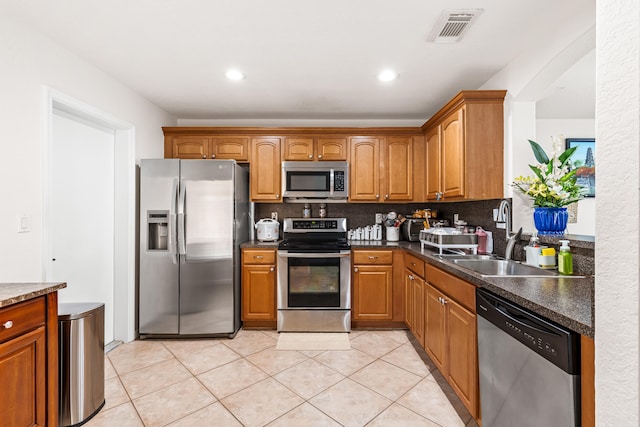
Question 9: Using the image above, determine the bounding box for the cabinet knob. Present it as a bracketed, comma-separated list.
[409, 274, 414, 280]
[275, 194, 280, 199]
[368, 256, 378, 260]
[270, 267, 274, 272]
[354, 267, 359, 272]
[211, 154, 216, 159]
[318, 155, 322, 159]
[254, 255, 264, 260]
[375, 194, 380, 199]
[309, 155, 313, 159]
[385, 194, 389, 200]
[411, 262, 416, 267]
[2, 320, 13, 329]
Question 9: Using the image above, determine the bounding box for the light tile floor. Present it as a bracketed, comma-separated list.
[86, 329, 479, 427]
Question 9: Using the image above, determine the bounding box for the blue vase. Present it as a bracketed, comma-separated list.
[533, 207, 568, 236]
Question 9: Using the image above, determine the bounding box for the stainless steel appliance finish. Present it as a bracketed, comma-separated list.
[277, 218, 351, 332]
[139, 159, 249, 337]
[58, 303, 105, 427]
[282, 161, 348, 202]
[400, 218, 425, 241]
[476, 289, 580, 427]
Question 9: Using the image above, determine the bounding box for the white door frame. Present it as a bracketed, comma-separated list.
[42, 88, 137, 343]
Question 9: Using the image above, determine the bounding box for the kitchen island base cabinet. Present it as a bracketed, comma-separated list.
[241, 249, 277, 329]
[424, 264, 479, 421]
[0, 292, 59, 427]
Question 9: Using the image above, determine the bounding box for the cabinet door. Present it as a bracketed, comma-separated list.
[441, 108, 465, 198]
[241, 265, 276, 321]
[316, 138, 348, 161]
[424, 284, 447, 373]
[283, 137, 314, 160]
[250, 138, 282, 201]
[404, 270, 414, 330]
[446, 299, 478, 417]
[383, 137, 413, 201]
[349, 138, 380, 201]
[0, 327, 46, 427]
[425, 126, 441, 200]
[210, 137, 249, 161]
[411, 275, 425, 346]
[172, 136, 208, 159]
[352, 265, 393, 320]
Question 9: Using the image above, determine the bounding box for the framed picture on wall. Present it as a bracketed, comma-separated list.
[565, 138, 595, 197]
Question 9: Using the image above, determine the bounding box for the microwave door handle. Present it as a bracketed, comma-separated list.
[177, 177, 186, 258]
[329, 169, 334, 196]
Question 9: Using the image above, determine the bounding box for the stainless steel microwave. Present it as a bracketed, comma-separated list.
[282, 161, 349, 202]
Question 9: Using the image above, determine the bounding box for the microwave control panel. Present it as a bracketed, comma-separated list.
[334, 171, 345, 191]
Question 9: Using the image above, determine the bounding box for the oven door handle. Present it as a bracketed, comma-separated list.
[277, 251, 351, 258]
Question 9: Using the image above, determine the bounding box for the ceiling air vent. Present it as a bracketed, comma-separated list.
[428, 9, 483, 43]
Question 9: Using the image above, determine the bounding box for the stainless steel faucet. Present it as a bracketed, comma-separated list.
[499, 199, 522, 260]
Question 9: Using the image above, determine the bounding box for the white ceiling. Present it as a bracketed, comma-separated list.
[1, 0, 595, 123]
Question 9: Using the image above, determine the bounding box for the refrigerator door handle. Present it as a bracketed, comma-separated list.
[177, 177, 186, 257]
[169, 177, 178, 264]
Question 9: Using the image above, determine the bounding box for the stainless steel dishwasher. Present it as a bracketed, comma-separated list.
[476, 289, 580, 427]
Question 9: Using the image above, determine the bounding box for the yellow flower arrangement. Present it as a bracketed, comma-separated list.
[512, 139, 584, 208]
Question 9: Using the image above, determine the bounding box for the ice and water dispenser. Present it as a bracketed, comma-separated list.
[147, 210, 169, 251]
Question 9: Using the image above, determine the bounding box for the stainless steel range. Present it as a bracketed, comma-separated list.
[277, 218, 351, 332]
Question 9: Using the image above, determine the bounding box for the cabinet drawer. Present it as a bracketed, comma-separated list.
[0, 297, 46, 343]
[404, 253, 425, 278]
[243, 249, 276, 265]
[353, 250, 393, 265]
[425, 264, 476, 312]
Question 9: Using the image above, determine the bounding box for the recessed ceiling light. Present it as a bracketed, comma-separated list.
[226, 69, 246, 81]
[378, 69, 398, 82]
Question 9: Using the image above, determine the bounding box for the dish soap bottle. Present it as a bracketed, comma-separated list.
[558, 239, 573, 275]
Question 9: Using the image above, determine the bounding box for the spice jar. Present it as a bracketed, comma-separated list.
[319, 203, 327, 218]
[303, 203, 311, 218]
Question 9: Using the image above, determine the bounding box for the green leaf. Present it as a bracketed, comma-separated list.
[529, 140, 549, 164]
[529, 165, 545, 181]
[559, 146, 577, 166]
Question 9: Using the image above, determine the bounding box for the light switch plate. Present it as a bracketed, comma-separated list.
[18, 214, 30, 233]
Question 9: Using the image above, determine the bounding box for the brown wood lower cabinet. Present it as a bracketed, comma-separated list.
[0, 293, 58, 427]
[404, 252, 426, 346]
[423, 264, 479, 420]
[241, 249, 277, 328]
[352, 250, 393, 321]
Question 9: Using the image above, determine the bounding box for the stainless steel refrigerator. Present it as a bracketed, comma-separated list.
[138, 159, 249, 338]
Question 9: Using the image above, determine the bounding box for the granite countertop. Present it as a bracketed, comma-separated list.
[399, 242, 594, 337]
[241, 239, 594, 337]
[0, 282, 67, 308]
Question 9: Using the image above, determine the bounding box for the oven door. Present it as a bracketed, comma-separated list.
[277, 250, 351, 310]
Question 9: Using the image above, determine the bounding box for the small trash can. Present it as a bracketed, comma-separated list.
[58, 303, 105, 427]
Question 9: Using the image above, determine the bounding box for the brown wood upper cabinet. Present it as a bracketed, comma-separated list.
[168, 136, 249, 161]
[250, 137, 282, 201]
[283, 137, 347, 161]
[349, 136, 414, 202]
[422, 90, 506, 201]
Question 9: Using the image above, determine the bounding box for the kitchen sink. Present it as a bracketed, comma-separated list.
[451, 259, 558, 277]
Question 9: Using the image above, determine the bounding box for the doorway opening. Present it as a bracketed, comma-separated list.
[43, 88, 136, 344]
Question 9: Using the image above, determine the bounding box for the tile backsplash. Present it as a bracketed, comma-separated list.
[254, 198, 594, 275]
